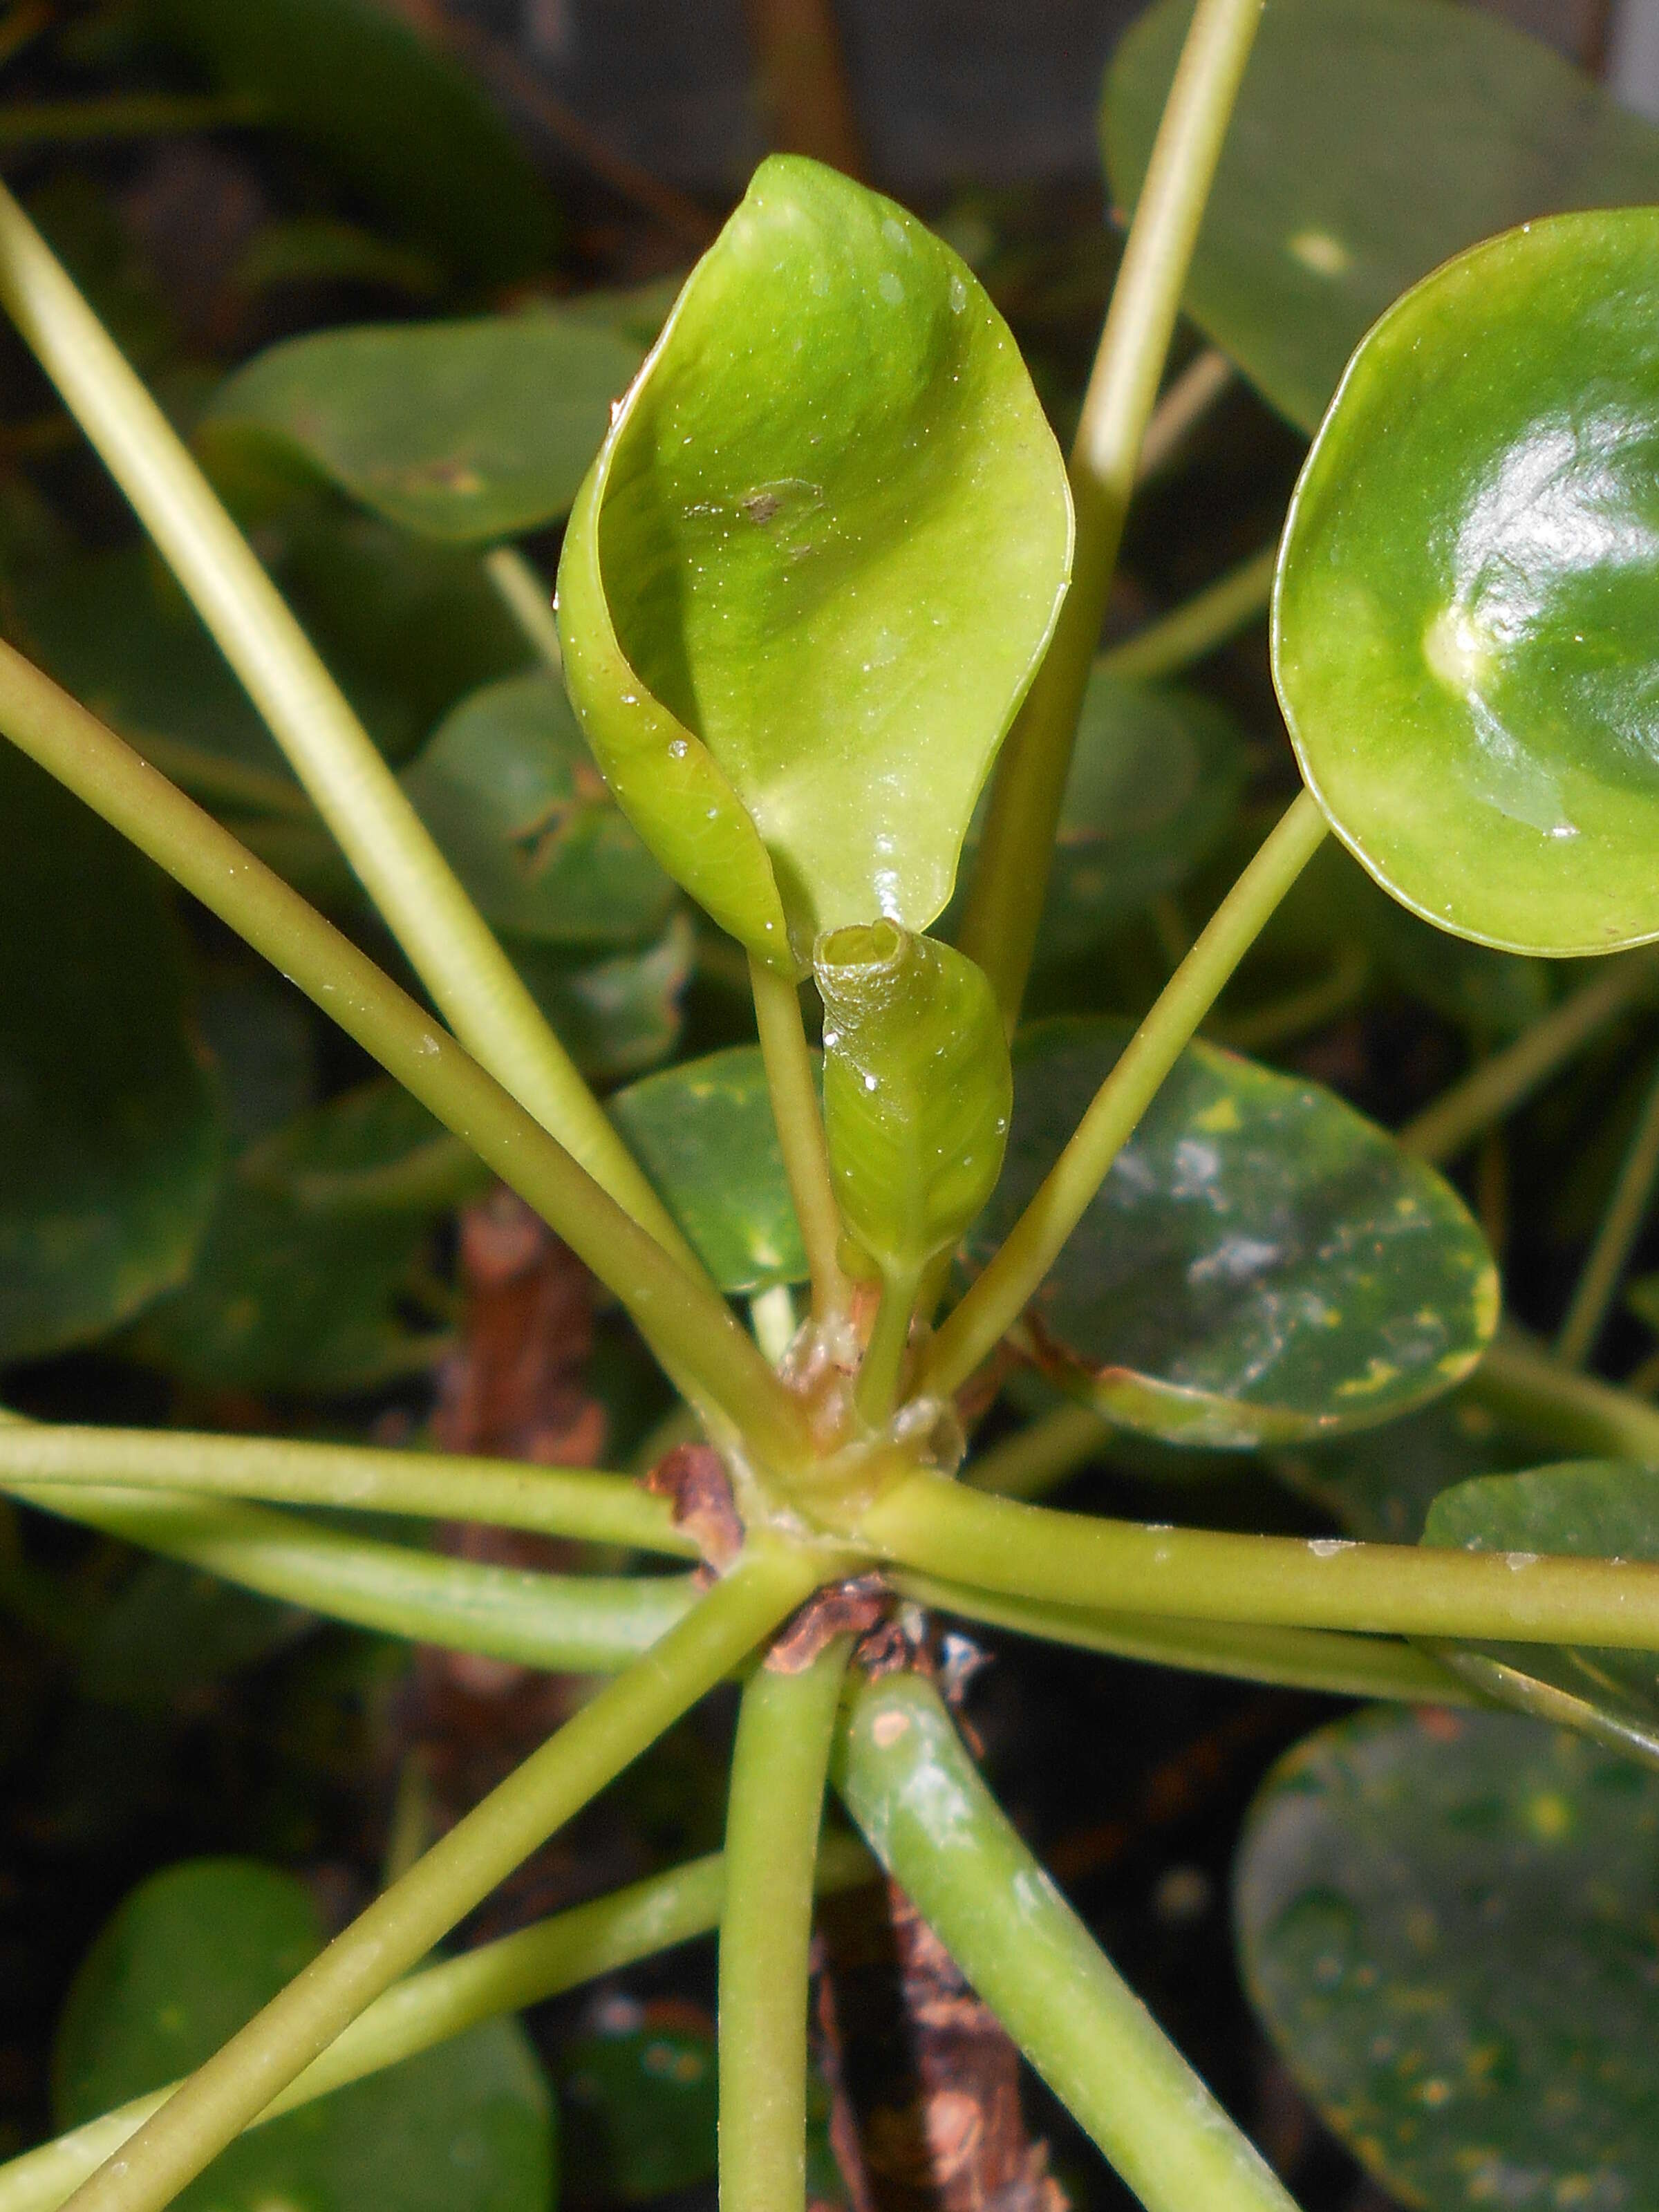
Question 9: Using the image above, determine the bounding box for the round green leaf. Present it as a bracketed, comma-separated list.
[1105, 0, 1659, 435]
[1237, 1705, 1659, 2211]
[1275, 209, 1659, 957]
[56, 1857, 554, 2212]
[139, 0, 561, 284]
[1425, 1462, 1659, 1768]
[608, 1044, 808, 1294]
[966, 1018, 1497, 1447]
[127, 1080, 474, 1394]
[0, 746, 225, 1362]
[403, 675, 676, 947]
[1271, 1392, 1540, 1543]
[206, 316, 645, 544]
[557, 154, 1072, 972]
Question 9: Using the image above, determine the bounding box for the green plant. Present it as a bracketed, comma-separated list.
[10, 1, 1659, 2209]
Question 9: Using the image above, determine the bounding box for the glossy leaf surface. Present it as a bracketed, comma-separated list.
[404, 675, 677, 948]
[966, 1018, 1497, 1447]
[139, 0, 560, 283]
[1276, 210, 1659, 955]
[1105, 0, 1659, 435]
[557, 155, 1071, 971]
[609, 1045, 808, 1294]
[56, 1858, 553, 2212]
[1237, 1705, 1659, 2209]
[817, 924, 1010, 1285]
[207, 316, 644, 543]
[0, 747, 225, 1362]
[127, 1081, 473, 1394]
[1425, 1462, 1659, 1766]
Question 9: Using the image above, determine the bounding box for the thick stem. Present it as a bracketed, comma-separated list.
[484, 545, 564, 673]
[833, 1671, 1301, 2212]
[1097, 542, 1275, 684]
[930, 792, 1326, 1398]
[0, 1423, 694, 1554]
[964, 1402, 1112, 1499]
[15, 1483, 700, 1673]
[0, 646, 812, 1470]
[750, 955, 850, 1324]
[0, 1837, 875, 2212]
[720, 1642, 853, 2212]
[1467, 1332, 1659, 1464]
[957, 0, 1266, 1027]
[1398, 952, 1659, 1163]
[893, 1571, 1481, 1705]
[1556, 1051, 1659, 1368]
[852, 1470, 1659, 1648]
[0, 181, 677, 1250]
[56, 1542, 823, 2212]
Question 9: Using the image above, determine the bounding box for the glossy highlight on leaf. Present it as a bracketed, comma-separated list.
[1105, 0, 1659, 435]
[206, 315, 645, 543]
[1237, 1705, 1659, 2211]
[557, 154, 1072, 971]
[0, 745, 225, 1362]
[1276, 209, 1659, 956]
[56, 1858, 554, 2212]
[1425, 1461, 1659, 1767]
[965, 1018, 1498, 1447]
[404, 674, 677, 946]
[609, 1044, 809, 1295]
[817, 923, 1010, 1287]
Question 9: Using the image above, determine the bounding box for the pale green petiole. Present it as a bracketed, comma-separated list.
[834, 1670, 1302, 2212]
[0, 1836, 877, 2212]
[55, 1542, 825, 2212]
[720, 1641, 854, 2212]
[0, 180, 685, 1259]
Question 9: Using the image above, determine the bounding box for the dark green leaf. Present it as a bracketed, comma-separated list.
[77, 1562, 308, 1709]
[559, 2008, 715, 2204]
[1237, 1705, 1659, 2210]
[609, 1044, 807, 1294]
[126, 1080, 473, 1394]
[271, 505, 530, 765]
[966, 1018, 1498, 1447]
[1275, 209, 1659, 956]
[57, 1858, 554, 2212]
[0, 746, 225, 1362]
[510, 912, 693, 1083]
[232, 217, 443, 302]
[946, 666, 1248, 968]
[206, 315, 644, 544]
[1425, 1462, 1659, 1767]
[403, 674, 677, 946]
[558, 154, 1072, 971]
[1104, 0, 1659, 435]
[139, 0, 561, 283]
[1271, 1391, 1540, 1542]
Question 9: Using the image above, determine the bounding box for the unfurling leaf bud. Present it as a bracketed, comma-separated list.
[814, 922, 1011, 1290]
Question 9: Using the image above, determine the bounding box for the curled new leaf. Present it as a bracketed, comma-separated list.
[816, 924, 1010, 1289]
[556, 154, 1072, 973]
[1276, 209, 1659, 955]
